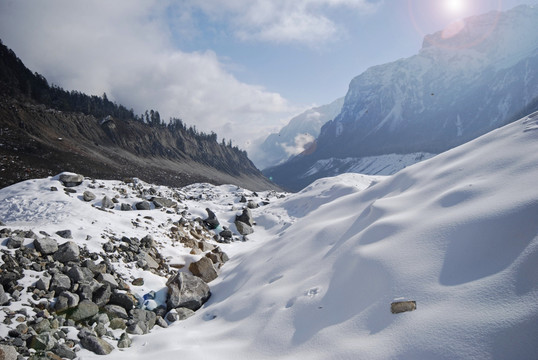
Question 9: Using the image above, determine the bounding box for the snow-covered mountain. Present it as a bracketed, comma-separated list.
[265, 5, 538, 191]
[251, 97, 344, 170]
[1, 110, 537, 359]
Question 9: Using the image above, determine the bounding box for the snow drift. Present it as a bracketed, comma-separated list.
[100, 114, 538, 358]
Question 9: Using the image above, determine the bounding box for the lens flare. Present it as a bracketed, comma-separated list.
[444, 0, 466, 15]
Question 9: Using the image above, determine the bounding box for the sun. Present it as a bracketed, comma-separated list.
[443, 0, 467, 15]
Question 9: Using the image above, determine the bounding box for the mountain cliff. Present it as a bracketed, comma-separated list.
[265, 5, 538, 191]
[0, 40, 278, 191]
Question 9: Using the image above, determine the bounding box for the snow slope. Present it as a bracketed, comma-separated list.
[1, 112, 538, 359]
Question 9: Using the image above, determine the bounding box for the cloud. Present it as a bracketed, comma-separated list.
[188, 0, 381, 45]
[0, 0, 302, 155]
[281, 133, 316, 156]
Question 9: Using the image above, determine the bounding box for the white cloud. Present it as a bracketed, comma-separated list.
[188, 0, 380, 45]
[281, 133, 316, 156]
[0, 0, 302, 155]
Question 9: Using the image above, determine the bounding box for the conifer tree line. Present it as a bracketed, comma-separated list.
[0, 39, 245, 155]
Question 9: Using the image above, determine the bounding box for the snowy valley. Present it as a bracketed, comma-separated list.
[1, 111, 537, 359]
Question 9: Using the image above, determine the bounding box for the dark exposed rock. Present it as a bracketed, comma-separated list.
[120, 203, 132, 211]
[53, 241, 79, 263]
[66, 265, 94, 283]
[203, 208, 219, 230]
[166, 272, 210, 311]
[247, 200, 259, 209]
[55, 291, 80, 312]
[55, 230, 72, 239]
[59, 174, 84, 187]
[92, 284, 112, 307]
[108, 292, 136, 312]
[189, 257, 218, 283]
[83, 191, 96, 202]
[96, 273, 119, 289]
[5, 236, 23, 249]
[33, 237, 58, 255]
[235, 207, 254, 226]
[135, 201, 151, 210]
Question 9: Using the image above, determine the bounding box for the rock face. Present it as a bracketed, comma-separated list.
[166, 272, 211, 311]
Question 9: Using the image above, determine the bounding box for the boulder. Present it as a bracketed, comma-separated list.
[235, 221, 254, 235]
[92, 284, 112, 307]
[203, 208, 219, 230]
[166, 272, 211, 311]
[127, 309, 156, 335]
[247, 200, 259, 209]
[0, 344, 18, 360]
[79, 334, 114, 355]
[59, 173, 84, 187]
[55, 229, 72, 239]
[135, 201, 151, 210]
[55, 291, 80, 312]
[0, 284, 10, 306]
[104, 304, 129, 320]
[117, 332, 132, 348]
[67, 265, 94, 283]
[101, 196, 115, 209]
[108, 292, 136, 311]
[69, 300, 99, 322]
[53, 241, 79, 263]
[189, 257, 218, 283]
[5, 236, 23, 249]
[391, 300, 417, 314]
[121, 203, 132, 211]
[152, 197, 177, 209]
[83, 191, 96, 202]
[50, 273, 71, 294]
[96, 273, 119, 289]
[34, 237, 58, 255]
[235, 207, 254, 226]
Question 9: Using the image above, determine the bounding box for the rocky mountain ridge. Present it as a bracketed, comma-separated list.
[265, 5, 538, 191]
[0, 41, 278, 191]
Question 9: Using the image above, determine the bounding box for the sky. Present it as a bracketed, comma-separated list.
[0, 0, 534, 155]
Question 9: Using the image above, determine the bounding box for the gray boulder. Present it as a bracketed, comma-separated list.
[127, 309, 157, 335]
[189, 257, 218, 283]
[247, 200, 259, 209]
[55, 291, 80, 312]
[79, 334, 114, 355]
[83, 191, 96, 202]
[235, 221, 254, 235]
[117, 332, 132, 348]
[135, 201, 151, 210]
[67, 265, 94, 283]
[35, 275, 51, 291]
[101, 196, 115, 209]
[28, 333, 57, 351]
[69, 300, 99, 322]
[104, 304, 129, 319]
[53, 241, 79, 263]
[152, 197, 177, 209]
[59, 173, 84, 187]
[235, 207, 254, 226]
[52, 343, 77, 359]
[34, 237, 58, 255]
[108, 292, 136, 311]
[96, 273, 119, 289]
[166, 272, 211, 311]
[0, 344, 18, 360]
[0, 284, 10, 305]
[55, 229, 72, 239]
[92, 284, 112, 307]
[5, 236, 23, 249]
[121, 203, 132, 211]
[50, 273, 71, 294]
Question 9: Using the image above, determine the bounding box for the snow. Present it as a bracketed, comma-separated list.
[2, 113, 538, 359]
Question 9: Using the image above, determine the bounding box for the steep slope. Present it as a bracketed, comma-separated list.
[0, 41, 278, 191]
[251, 97, 344, 169]
[266, 5, 538, 191]
[92, 112, 538, 359]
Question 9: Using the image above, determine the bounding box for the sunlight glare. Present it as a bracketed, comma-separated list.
[444, 0, 467, 15]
